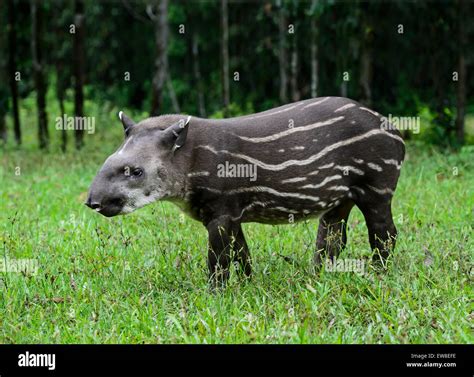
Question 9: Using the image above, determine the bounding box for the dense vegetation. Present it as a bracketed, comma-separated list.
[0, 0, 473, 149]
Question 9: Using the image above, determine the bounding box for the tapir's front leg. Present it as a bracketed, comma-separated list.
[206, 215, 242, 289]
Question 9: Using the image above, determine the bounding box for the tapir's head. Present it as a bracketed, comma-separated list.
[85, 112, 190, 217]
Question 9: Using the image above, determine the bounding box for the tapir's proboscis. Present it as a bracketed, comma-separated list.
[86, 97, 405, 288]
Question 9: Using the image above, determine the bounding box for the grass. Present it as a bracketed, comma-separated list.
[0, 107, 473, 343]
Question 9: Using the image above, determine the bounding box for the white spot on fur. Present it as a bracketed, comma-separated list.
[241, 104, 300, 121]
[327, 186, 350, 192]
[233, 116, 344, 143]
[187, 171, 210, 177]
[334, 165, 364, 175]
[272, 206, 299, 214]
[290, 146, 305, 151]
[359, 107, 380, 117]
[382, 158, 402, 170]
[231, 201, 270, 221]
[198, 186, 320, 203]
[281, 177, 307, 184]
[366, 185, 394, 195]
[302, 97, 330, 109]
[334, 103, 356, 112]
[302, 175, 342, 189]
[367, 162, 383, 172]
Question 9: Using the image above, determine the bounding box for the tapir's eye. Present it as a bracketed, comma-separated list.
[123, 166, 143, 177]
[132, 168, 143, 177]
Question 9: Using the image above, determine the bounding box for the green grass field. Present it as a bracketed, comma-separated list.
[0, 108, 473, 343]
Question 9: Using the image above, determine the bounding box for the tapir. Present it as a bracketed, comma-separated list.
[86, 97, 405, 287]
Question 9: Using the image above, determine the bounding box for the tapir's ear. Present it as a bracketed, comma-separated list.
[163, 116, 191, 153]
[118, 111, 136, 136]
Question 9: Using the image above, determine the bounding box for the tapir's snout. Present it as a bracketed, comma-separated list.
[85, 192, 125, 217]
[84, 199, 101, 210]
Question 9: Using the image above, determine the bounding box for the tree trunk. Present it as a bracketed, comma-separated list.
[0, 116, 5, 145]
[192, 34, 206, 117]
[166, 73, 180, 113]
[56, 65, 67, 152]
[31, 0, 48, 149]
[54, 1, 68, 153]
[290, 23, 299, 102]
[150, 0, 169, 116]
[310, 0, 318, 98]
[340, 81, 347, 98]
[277, 0, 288, 103]
[8, 0, 21, 145]
[221, 0, 230, 116]
[455, 0, 466, 145]
[73, 0, 85, 150]
[0, 2, 7, 144]
[359, 49, 372, 106]
[0, 64, 6, 142]
[359, 7, 373, 106]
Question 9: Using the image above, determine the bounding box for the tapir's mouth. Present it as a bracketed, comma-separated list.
[85, 197, 125, 217]
[95, 206, 122, 217]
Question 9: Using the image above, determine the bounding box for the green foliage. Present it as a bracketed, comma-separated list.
[0, 121, 472, 342]
[415, 105, 458, 146]
[209, 102, 255, 119]
[1, 0, 473, 147]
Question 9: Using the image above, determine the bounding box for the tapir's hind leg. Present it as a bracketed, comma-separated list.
[314, 199, 355, 268]
[232, 225, 252, 278]
[355, 196, 397, 267]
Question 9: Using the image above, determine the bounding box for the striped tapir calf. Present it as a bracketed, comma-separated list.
[86, 97, 405, 287]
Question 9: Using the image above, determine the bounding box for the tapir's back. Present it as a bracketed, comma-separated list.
[184, 97, 405, 224]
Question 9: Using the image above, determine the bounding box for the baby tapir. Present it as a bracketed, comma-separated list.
[86, 97, 405, 287]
